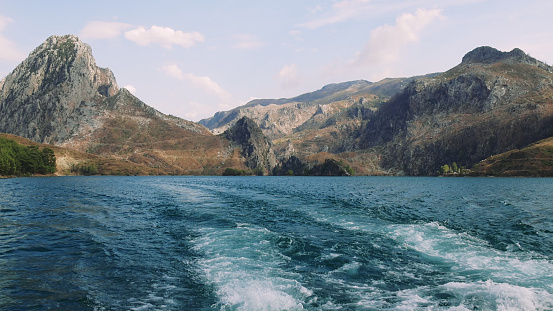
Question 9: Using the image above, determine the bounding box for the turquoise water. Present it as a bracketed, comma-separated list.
[1, 176, 552, 310]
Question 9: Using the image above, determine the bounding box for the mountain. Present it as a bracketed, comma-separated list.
[199, 77, 430, 140]
[201, 46, 553, 176]
[4, 37, 551, 176]
[0, 35, 270, 175]
[357, 46, 553, 175]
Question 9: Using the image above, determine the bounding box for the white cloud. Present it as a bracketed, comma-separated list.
[123, 85, 137, 94]
[0, 16, 25, 62]
[352, 8, 444, 68]
[161, 64, 185, 80]
[300, 0, 373, 29]
[231, 34, 265, 50]
[185, 74, 232, 102]
[124, 26, 204, 49]
[161, 64, 232, 102]
[308, 5, 324, 15]
[277, 64, 303, 89]
[80, 21, 133, 40]
[300, 0, 461, 30]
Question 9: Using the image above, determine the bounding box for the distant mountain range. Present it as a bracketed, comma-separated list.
[1, 34, 552, 176]
[203, 46, 553, 176]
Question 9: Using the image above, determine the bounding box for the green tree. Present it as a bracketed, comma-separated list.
[0, 137, 56, 176]
[222, 167, 247, 176]
[452, 162, 459, 173]
[71, 163, 98, 175]
[41, 148, 56, 174]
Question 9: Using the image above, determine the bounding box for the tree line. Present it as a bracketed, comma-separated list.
[0, 137, 56, 176]
[438, 162, 468, 176]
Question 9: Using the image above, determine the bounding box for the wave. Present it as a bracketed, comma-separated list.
[192, 224, 313, 310]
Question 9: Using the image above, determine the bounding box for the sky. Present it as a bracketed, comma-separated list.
[0, 0, 552, 121]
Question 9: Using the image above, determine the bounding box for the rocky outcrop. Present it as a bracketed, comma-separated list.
[272, 155, 308, 176]
[470, 137, 553, 177]
[0, 35, 208, 147]
[462, 46, 553, 73]
[272, 156, 352, 176]
[0, 35, 118, 144]
[307, 158, 352, 176]
[223, 117, 276, 174]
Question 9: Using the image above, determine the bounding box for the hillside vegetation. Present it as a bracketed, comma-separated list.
[0, 136, 56, 176]
[471, 137, 553, 176]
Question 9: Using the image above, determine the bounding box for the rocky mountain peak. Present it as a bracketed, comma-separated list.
[0, 34, 120, 144]
[224, 117, 264, 144]
[1, 34, 118, 104]
[461, 46, 552, 72]
[224, 117, 276, 174]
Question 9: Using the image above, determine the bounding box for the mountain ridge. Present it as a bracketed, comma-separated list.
[198, 76, 432, 140]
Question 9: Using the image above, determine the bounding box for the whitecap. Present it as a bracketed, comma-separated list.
[442, 279, 553, 310]
[192, 225, 313, 310]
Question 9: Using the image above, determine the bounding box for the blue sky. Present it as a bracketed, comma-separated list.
[1, 0, 552, 121]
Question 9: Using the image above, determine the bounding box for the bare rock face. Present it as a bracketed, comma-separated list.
[0, 35, 119, 144]
[0, 35, 118, 144]
[223, 117, 276, 174]
[0, 35, 208, 146]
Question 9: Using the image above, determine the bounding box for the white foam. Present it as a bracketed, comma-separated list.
[192, 224, 312, 310]
[216, 279, 304, 310]
[442, 279, 553, 310]
[333, 261, 361, 276]
[303, 206, 553, 309]
[388, 222, 553, 285]
[394, 292, 431, 311]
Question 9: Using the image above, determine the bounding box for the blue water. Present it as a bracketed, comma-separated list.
[1, 176, 553, 310]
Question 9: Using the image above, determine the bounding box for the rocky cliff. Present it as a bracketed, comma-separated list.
[223, 117, 276, 174]
[0, 35, 120, 144]
[358, 46, 553, 175]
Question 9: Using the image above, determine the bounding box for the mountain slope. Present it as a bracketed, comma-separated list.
[471, 137, 553, 176]
[358, 46, 553, 175]
[0, 133, 165, 176]
[223, 116, 276, 174]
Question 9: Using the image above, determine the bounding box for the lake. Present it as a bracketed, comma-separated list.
[1, 176, 552, 310]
